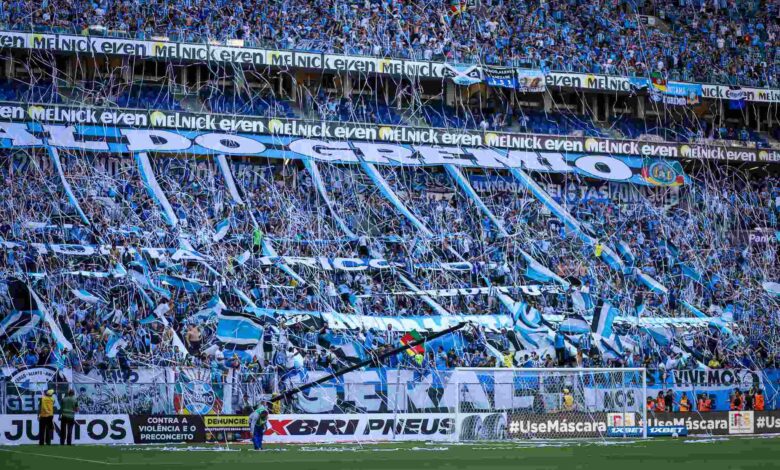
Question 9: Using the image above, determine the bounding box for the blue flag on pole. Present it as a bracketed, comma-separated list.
[591, 301, 618, 338]
[217, 310, 265, 346]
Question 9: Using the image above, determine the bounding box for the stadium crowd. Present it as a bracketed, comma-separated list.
[0, 149, 778, 398]
[0, 0, 777, 88]
[0, 1, 778, 411]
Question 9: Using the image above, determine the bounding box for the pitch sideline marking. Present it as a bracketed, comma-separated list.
[0, 448, 114, 465]
[0, 448, 189, 466]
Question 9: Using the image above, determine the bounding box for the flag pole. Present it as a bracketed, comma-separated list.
[269, 322, 468, 403]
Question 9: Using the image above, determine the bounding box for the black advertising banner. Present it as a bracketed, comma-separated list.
[4, 410, 780, 444]
[645, 411, 780, 435]
[506, 412, 610, 438]
[129, 415, 205, 444]
[646, 412, 730, 435]
[754, 411, 780, 434]
[506, 410, 780, 439]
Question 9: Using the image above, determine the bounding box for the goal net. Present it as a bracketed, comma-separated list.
[453, 368, 647, 441]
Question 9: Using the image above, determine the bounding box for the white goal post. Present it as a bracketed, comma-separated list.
[452, 367, 648, 441]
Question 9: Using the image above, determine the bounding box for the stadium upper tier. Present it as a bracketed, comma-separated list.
[0, 0, 776, 88]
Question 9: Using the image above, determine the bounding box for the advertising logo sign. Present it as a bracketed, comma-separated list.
[728, 411, 755, 434]
[607, 412, 637, 427]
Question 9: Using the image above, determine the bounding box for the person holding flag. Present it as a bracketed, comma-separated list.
[249, 402, 270, 451]
[400, 330, 424, 355]
[252, 227, 264, 253]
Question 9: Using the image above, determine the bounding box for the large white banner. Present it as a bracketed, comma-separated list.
[0, 414, 133, 445]
[0, 122, 717, 178]
[1, 103, 774, 163]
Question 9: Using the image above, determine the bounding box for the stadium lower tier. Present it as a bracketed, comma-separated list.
[1, 366, 779, 445]
[0, 149, 778, 396]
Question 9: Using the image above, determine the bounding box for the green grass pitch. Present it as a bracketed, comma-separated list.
[1, 437, 778, 470]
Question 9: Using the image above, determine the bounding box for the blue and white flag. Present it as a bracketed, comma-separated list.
[443, 64, 483, 86]
[681, 300, 707, 319]
[596, 334, 624, 360]
[136, 286, 156, 309]
[172, 238, 209, 262]
[679, 263, 704, 284]
[571, 288, 594, 314]
[113, 263, 128, 277]
[664, 240, 680, 258]
[135, 152, 179, 227]
[48, 147, 91, 225]
[600, 245, 626, 273]
[106, 331, 127, 358]
[762, 281, 780, 297]
[129, 262, 171, 299]
[642, 326, 673, 346]
[233, 287, 258, 309]
[235, 250, 251, 266]
[106, 340, 126, 358]
[215, 154, 245, 205]
[0, 310, 43, 340]
[189, 296, 225, 322]
[159, 275, 205, 293]
[616, 335, 638, 353]
[559, 314, 590, 335]
[617, 241, 635, 266]
[591, 301, 618, 338]
[634, 269, 669, 295]
[319, 333, 368, 365]
[520, 250, 568, 287]
[523, 258, 556, 283]
[509, 324, 539, 349]
[483, 339, 506, 364]
[72, 288, 105, 304]
[138, 314, 159, 325]
[333, 342, 366, 365]
[216, 310, 265, 346]
[513, 301, 542, 329]
[213, 218, 231, 242]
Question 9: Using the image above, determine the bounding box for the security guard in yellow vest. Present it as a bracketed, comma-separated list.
[38, 389, 55, 445]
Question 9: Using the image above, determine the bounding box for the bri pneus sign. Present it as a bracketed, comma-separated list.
[201, 414, 454, 443]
